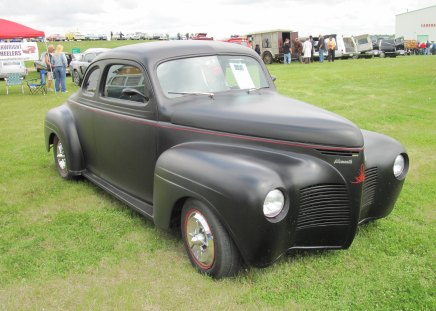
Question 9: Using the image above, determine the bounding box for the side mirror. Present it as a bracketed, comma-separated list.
[271, 75, 276, 82]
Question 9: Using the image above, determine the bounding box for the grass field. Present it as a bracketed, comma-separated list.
[1, 44, 435, 310]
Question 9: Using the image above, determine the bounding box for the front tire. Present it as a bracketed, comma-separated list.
[181, 199, 242, 278]
[53, 136, 74, 180]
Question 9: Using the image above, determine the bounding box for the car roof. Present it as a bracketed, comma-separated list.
[94, 41, 259, 68]
[83, 48, 111, 54]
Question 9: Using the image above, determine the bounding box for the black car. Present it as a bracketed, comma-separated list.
[45, 41, 409, 278]
[378, 39, 397, 58]
[69, 48, 110, 86]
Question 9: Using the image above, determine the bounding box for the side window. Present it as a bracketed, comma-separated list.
[83, 67, 100, 95]
[103, 64, 146, 103]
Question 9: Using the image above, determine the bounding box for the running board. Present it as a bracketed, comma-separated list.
[83, 171, 154, 220]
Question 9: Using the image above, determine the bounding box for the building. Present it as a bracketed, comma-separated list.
[396, 5, 436, 42]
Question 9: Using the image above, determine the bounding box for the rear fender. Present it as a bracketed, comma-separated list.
[45, 105, 84, 175]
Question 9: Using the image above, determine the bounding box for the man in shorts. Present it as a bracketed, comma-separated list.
[45, 45, 55, 91]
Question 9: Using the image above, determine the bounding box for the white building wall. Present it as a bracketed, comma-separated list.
[396, 5, 436, 41]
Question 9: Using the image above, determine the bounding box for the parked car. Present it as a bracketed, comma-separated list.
[222, 36, 252, 48]
[85, 34, 99, 41]
[0, 61, 28, 79]
[47, 34, 66, 41]
[45, 41, 409, 278]
[69, 48, 110, 85]
[191, 33, 214, 40]
[378, 39, 397, 57]
[126, 33, 140, 40]
[65, 32, 85, 41]
[98, 34, 108, 40]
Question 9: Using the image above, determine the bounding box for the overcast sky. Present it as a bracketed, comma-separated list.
[1, 0, 435, 39]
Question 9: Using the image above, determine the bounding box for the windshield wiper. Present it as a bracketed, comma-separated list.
[247, 86, 269, 94]
[168, 91, 214, 99]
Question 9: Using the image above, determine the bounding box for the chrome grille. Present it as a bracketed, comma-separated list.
[297, 184, 351, 230]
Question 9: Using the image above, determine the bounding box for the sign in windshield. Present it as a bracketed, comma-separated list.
[157, 55, 269, 98]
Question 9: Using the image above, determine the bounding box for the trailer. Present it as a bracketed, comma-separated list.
[352, 34, 374, 58]
[247, 30, 298, 64]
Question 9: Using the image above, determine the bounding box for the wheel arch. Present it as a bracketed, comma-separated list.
[45, 105, 85, 175]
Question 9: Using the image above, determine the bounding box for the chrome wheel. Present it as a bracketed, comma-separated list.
[56, 140, 67, 172]
[185, 209, 215, 269]
[53, 135, 73, 179]
[73, 70, 80, 86]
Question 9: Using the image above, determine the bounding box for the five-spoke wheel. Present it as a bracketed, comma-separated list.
[181, 199, 242, 278]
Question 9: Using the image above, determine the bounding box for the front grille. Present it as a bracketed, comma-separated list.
[297, 184, 351, 230]
[316, 149, 359, 157]
[362, 167, 378, 209]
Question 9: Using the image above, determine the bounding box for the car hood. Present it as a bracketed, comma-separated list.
[169, 92, 363, 148]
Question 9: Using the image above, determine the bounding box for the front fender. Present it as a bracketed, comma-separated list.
[45, 104, 84, 175]
[360, 130, 408, 222]
[153, 142, 349, 266]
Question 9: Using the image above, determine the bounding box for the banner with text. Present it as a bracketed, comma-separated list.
[0, 42, 39, 61]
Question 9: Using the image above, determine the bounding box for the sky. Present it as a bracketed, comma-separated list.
[1, 0, 435, 39]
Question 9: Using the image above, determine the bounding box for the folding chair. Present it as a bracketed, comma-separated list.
[5, 72, 24, 95]
[26, 70, 47, 95]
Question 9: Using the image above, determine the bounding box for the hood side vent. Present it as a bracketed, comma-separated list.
[316, 149, 359, 157]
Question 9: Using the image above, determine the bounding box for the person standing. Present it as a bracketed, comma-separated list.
[303, 38, 312, 64]
[425, 40, 431, 55]
[327, 36, 336, 62]
[51, 44, 68, 93]
[283, 38, 291, 64]
[294, 38, 303, 63]
[255, 44, 261, 55]
[318, 35, 325, 63]
[309, 35, 315, 62]
[44, 44, 55, 91]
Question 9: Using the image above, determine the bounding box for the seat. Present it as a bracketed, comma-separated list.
[26, 70, 47, 95]
[5, 72, 24, 95]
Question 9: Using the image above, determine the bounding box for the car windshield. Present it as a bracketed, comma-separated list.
[157, 55, 269, 98]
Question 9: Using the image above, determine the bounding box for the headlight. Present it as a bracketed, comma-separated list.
[393, 154, 405, 179]
[263, 189, 285, 218]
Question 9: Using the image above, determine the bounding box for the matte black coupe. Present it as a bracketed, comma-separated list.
[45, 41, 409, 278]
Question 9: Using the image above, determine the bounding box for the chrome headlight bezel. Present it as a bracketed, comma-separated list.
[393, 153, 408, 180]
[263, 189, 285, 218]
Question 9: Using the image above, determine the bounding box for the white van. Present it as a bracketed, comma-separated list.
[0, 61, 28, 79]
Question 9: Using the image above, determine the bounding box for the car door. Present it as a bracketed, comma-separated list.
[93, 61, 157, 203]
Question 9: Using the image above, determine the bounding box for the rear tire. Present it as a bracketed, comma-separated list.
[53, 135, 74, 180]
[181, 199, 242, 278]
[262, 52, 273, 64]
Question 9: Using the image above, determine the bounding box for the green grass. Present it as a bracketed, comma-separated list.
[1, 50, 435, 310]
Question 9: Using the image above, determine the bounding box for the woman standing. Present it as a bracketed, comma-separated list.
[51, 44, 68, 93]
[303, 38, 312, 64]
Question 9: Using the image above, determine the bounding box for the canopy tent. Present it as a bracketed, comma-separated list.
[0, 19, 45, 39]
